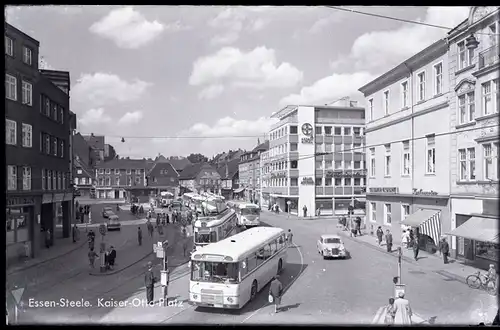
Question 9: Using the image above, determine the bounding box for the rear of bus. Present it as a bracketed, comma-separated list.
[240, 204, 260, 228]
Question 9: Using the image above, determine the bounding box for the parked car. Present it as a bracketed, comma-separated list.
[106, 215, 121, 231]
[317, 234, 347, 259]
[102, 207, 114, 218]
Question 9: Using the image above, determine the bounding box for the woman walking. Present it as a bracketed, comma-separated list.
[385, 298, 396, 324]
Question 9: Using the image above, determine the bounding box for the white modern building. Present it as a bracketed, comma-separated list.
[261, 99, 366, 217]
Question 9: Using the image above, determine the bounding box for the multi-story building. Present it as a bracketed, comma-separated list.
[94, 158, 152, 202]
[216, 159, 240, 200]
[359, 38, 451, 252]
[238, 141, 269, 205]
[445, 6, 499, 269]
[83, 134, 105, 164]
[73, 132, 97, 198]
[261, 99, 367, 217]
[146, 161, 180, 197]
[104, 143, 116, 161]
[6, 23, 73, 263]
[179, 163, 222, 195]
[160, 156, 192, 174]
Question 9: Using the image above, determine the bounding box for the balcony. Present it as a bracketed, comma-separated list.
[478, 45, 499, 70]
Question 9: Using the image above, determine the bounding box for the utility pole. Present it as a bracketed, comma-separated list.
[397, 247, 402, 284]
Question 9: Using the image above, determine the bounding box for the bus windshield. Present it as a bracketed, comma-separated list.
[191, 261, 239, 283]
[324, 238, 341, 244]
[195, 231, 217, 244]
[241, 208, 259, 216]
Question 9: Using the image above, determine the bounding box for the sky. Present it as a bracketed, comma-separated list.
[5, 5, 471, 159]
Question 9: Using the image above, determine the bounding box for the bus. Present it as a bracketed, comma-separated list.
[189, 227, 288, 309]
[229, 201, 261, 228]
[183, 193, 203, 212]
[193, 197, 238, 249]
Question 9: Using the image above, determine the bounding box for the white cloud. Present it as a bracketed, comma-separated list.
[163, 20, 192, 32]
[280, 72, 376, 106]
[118, 111, 144, 125]
[90, 6, 165, 49]
[189, 46, 303, 90]
[188, 116, 278, 137]
[198, 84, 225, 100]
[309, 14, 343, 34]
[78, 108, 112, 126]
[339, 6, 470, 71]
[250, 18, 267, 31]
[72, 73, 152, 107]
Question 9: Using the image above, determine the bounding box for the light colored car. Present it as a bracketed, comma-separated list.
[102, 207, 114, 218]
[106, 215, 121, 231]
[317, 234, 347, 259]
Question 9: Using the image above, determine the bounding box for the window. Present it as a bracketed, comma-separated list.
[126, 169, 131, 175]
[401, 81, 409, 108]
[369, 148, 376, 177]
[353, 127, 361, 136]
[45, 97, 50, 116]
[383, 90, 390, 115]
[334, 178, 342, 186]
[114, 169, 120, 175]
[128, 177, 132, 186]
[105, 177, 111, 186]
[60, 140, 64, 158]
[315, 178, 322, 186]
[42, 169, 46, 190]
[6, 74, 17, 100]
[426, 136, 436, 174]
[334, 127, 342, 135]
[135, 176, 141, 184]
[334, 161, 342, 169]
[370, 202, 376, 222]
[325, 177, 332, 186]
[354, 178, 361, 186]
[98, 169, 104, 175]
[483, 143, 498, 180]
[99, 178, 104, 186]
[384, 144, 391, 176]
[459, 147, 476, 181]
[344, 178, 351, 186]
[23, 46, 32, 65]
[53, 137, 58, 156]
[6, 119, 17, 145]
[458, 92, 475, 124]
[401, 204, 410, 220]
[324, 126, 332, 135]
[344, 127, 351, 136]
[5, 36, 13, 56]
[354, 161, 361, 169]
[457, 40, 474, 69]
[22, 123, 32, 148]
[59, 106, 64, 124]
[22, 81, 32, 106]
[482, 80, 499, 115]
[57, 172, 62, 190]
[345, 161, 352, 170]
[8, 165, 17, 190]
[52, 102, 58, 121]
[47, 170, 52, 190]
[62, 173, 66, 189]
[384, 203, 392, 225]
[368, 98, 374, 121]
[105, 169, 111, 174]
[315, 126, 322, 135]
[115, 177, 120, 185]
[402, 141, 410, 176]
[315, 160, 323, 169]
[77, 169, 82, 175]
[417, 71, 426, 102]
[433, 62, 443, 95]
[74, 177, 79, 185]
[52, 170, 56, 189]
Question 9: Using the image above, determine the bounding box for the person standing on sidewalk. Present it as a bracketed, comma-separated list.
[385, 230, 393, 253]
[269, 275, 283, 314]
[376, 227, 384, 246]
[88, 248, 99, 268]
[412, 236, 420, 261]
[138, 227, 143, 246]
[147, 220, 154, 237]
[287, 229, 293, 245]
[45, 229, 51, 248]
[440, 237, 450, 264]
[355, 217, 362, 236]
[393, 292, 412, 325]
[144, 261, 157, 304]
[384, 298, 396, 324]
[72, 224, 79, 243]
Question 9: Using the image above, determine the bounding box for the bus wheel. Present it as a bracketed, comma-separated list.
[277, 259, 283, 274]
[250, 280, 258, 301]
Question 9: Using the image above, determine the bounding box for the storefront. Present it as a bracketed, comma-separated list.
[261, 192, 270, 208]
[316, 198, 333, 216]
[233, 187, 245, 200]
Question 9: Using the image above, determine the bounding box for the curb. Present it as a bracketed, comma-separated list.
[7, 240, 87, 276]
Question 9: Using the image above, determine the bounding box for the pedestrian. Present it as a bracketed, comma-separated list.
[393, 292, 412, 325]
[302, 205, 307, 217]
[376, 226, 384, 246]
[138, 227, 143, 246]
[287, 229, 293, 245]
[108, 246, 116, 270]
[355, 217, 362, 236]
[385, 229, 393, 253]
[409, 229, 414, 248]
[147, 220, 153, 237]
[401, 230, 409, 249]
[183, 239, 188, 257]
[440, 237, 449, 264]
[166, 213, 170, 225]
[72, 224, 79, 243]
[156, 213, 160, 226]
[385, 297, 396, 324]
[413, 236, 420, 261]
[268, 275, 283, 313]
[88, 248, 99, 268]
[145, 261, 157, 304]
[45, 229, 51, 248]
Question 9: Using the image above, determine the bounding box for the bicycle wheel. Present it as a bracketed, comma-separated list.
[466, 275, 482, 289]
[486, 281, 498, 296]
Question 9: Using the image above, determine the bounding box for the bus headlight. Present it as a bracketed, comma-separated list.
[227, 297, 233, 303]
[192, 294, 198, 299]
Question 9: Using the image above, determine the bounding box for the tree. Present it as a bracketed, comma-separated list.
[187, 153, 208, 163]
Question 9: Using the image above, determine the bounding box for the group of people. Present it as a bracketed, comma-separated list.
[86, 229, 117, 270]
[376, 227, 394, 253]
[130, 204, 144, 215]
[339, 217, 363, 237]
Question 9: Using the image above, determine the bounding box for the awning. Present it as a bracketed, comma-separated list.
[446, 216, 499, 244]
[403, 209, 441, 245]
[233, 188, 245, 193]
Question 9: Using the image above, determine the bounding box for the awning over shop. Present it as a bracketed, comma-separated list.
[403, 209, 441, 245]
[446, 216, 499, 244]
[233, 188, 245, 193]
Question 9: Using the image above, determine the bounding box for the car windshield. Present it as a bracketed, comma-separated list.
[195, 231, 217, 243]
[324, 238, 341, 244]
[104, 207, 112, 211]
[241, 208, 259, 215]
[191, 261, 239, 283]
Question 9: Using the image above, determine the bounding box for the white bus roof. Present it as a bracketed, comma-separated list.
[192, 227, 285, 261]
[228, 201, 259, 209]
[194, 209, 234, 228]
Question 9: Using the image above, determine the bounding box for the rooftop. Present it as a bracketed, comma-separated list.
[95, 158, 149, 169]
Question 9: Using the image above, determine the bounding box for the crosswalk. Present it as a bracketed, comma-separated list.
[372, 306, 428, 325]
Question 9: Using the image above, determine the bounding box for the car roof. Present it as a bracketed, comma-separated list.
[321, 234, 341, 239]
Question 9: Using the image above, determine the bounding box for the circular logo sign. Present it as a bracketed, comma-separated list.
[301, 123, 313, 136]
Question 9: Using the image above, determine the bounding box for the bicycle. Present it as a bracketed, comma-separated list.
[466, 271, 498, 296]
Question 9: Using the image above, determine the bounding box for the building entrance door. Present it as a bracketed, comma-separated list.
[114, 190, 119, 199]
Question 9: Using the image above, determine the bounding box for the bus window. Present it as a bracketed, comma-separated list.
[269, 242, 277, 255]
[210, 231, 217, 242]
[217, 226, 223, 239]
[278, 235, 284, 245]
[256, 248, 266, 264]
[247, 254, 257, 272]
[191, 261, 239, 283]
[276, 238, 283, 250]
[240, 260, 248, 278]
[263, 244, 272, 260]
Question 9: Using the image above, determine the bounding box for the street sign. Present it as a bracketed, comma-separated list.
[157, 241, 162, 248]
[11, 288, 24, 304]
[99, 224, 106, 235]
[394, 284, 406, 298]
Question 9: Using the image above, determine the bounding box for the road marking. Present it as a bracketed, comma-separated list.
[241, 242, 305, 323]
[161, 304, 195, 323]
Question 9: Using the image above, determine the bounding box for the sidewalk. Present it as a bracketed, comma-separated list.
[372, 305, 429, 325]
[261, 209, 360, 221]
[337, 229, 479, 284]
[75, 198, 126, 205]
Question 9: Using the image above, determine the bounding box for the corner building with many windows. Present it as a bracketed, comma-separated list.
[359, 38, 451, 253]
[261, 99, 366, 217]
[445, 7, 499, 270]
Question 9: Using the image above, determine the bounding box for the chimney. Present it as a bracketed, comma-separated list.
[350, 101, 358, 107]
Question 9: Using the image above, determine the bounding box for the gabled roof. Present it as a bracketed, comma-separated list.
[147, 162, 179, 178]
[179, 162, 218, 180]
[253, 140, 269, 152]
[217, 159, 239, 179]
[95, 158, 149, 169]
[83, 135, 105, 150]
[168, 158, 192, 171]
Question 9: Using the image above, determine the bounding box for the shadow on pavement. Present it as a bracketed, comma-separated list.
[279, 302, 300, 312]
[193, 262, 309, 316]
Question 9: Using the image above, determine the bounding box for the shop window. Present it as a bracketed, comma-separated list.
[6, 210, 29, 246]
[324, 126, 332, 135]
[475, 241, 499, 262]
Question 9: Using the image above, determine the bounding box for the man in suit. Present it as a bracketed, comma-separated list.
[440, 237, 450, 264]
[413, 234, 420, 261]
[145, 261, 156, 304]
[385, 230, 393, 253]
[269, 275, 283, 313]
